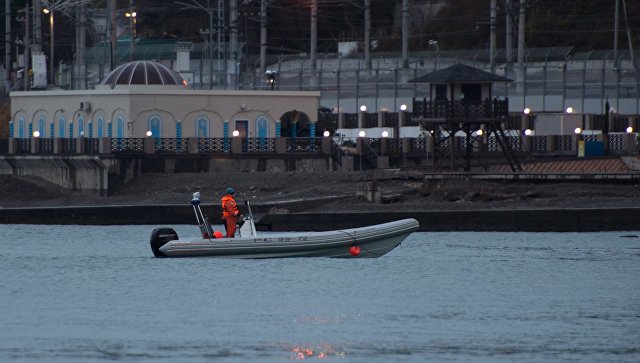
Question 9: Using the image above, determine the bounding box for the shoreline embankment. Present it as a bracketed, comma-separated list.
[2, 204, 640, 232]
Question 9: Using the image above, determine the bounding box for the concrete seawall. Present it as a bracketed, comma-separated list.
[258, 209, 640, 232]
[1, 205, 639, 232]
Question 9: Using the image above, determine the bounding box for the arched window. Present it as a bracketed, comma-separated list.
[18, 117, 25, 138]
[148, 115, 162, 137]
[58, 116, 66, 137]
[97, 116, 105, 138]
[196, 116, 209, 138]
[78, 116, 85, 137]
[256, 116, 269, 139]
[38, 116, 46, 138]
[116, 115, 125, 138]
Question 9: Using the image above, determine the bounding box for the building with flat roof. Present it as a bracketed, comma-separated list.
[10, 61, 320, 140]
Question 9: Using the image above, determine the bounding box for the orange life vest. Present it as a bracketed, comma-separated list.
[221, 194, 239, 218]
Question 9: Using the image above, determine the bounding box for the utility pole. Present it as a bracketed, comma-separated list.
[614, 0, 619, 63]
[34, 0, 42, 52]
[259, 0, 266, 75]
[402, 0, 408, 68]
[621, 0, 635, 67]
[490, 0, 496, 70]
[109, 0, 116, 70]
[364, 0, 371, 70]
[128, 0, 135, 61]
[517, 0, 525, 69]
[230, 0, 238, 88]
[208, 0, 213, 88]
[216, 0, 223, 87]
[178, 0, 217, 88]
[25, 0, 30, 91]
[505, 0, 513, 68]
[4, 0, 11, 92]
[76, 2, 86, 89]
[310, 0, 317, 75]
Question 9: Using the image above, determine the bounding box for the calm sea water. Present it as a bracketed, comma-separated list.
[1, 224, 639, 362]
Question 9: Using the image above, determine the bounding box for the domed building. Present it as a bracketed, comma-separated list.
[101, 61, 188, 87]
[10, 60, 319, 140]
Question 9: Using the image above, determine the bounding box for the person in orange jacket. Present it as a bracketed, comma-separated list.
[221, 187, 243, 238]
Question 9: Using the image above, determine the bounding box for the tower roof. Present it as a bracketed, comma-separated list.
[408, 63, 513, 83]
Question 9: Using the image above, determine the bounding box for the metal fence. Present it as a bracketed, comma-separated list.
[248, 56, 639, 116]
[39, 138, 54, 154]
[198, 138, 230, 153]
[111, 138, 144, 153]
[62, 138, 77, 154]
[156, 138, 189, 153]
[16, 139, 31, 154]
[286, 137, 322, 153]
[85, 138, 100, 154]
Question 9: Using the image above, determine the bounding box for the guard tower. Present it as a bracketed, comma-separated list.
[409, 64, 521, 171]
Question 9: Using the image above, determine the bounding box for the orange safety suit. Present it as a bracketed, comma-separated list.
[221, 194, 240, 237]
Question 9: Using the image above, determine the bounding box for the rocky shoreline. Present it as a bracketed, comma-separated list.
[2, 170, 640, 211]
[1, 170, 640, 231]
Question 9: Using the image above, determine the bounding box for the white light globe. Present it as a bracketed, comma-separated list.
[626, 126, 633, 133]
[33, 131, 40, 137]
[523, 107, 531, 115]
[381, 130, 389, 138]
[524, 129, 532, 136]
[566, 107, 574, 114]
[146, 130, 152, 137]
[574, 127, 582, 134]
[360, 105, 367, 112]
[232, 130, 240, 137]
[358, 130, 366, 137]
[400, 104, 407, 111]
[476, 129, 483, 136]
[323, 130, 330, 137]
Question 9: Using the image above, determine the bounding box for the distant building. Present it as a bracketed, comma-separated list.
[10, 61, 320, 140]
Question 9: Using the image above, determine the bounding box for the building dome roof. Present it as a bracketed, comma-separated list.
[101, 61, 187, 87]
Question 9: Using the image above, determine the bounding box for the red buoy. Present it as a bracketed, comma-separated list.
[349, 245, 361, 256]
[214, 231, 223, 239]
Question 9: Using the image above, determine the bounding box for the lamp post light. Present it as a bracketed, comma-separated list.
[358, 130, 365, 171]
[380, 130, 389, 157]
[360, 105, 367, 112]
[428, 39, 438, 51]
[566, 107, 574, 114]
[146, 130, 152, 137]
[125, 10, 137, 61]
[323, 130, 330, 137]
[232, 130, 240, 137]
[265, 69, 277, 90]
[43, 8, 54, 85]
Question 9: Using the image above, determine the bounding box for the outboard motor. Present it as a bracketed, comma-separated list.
[150, 228, 179, 257]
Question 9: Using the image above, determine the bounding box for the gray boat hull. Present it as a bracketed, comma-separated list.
[154, 218, 419, 258]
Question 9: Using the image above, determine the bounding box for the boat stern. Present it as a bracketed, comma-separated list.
[150, 227, 179, 257]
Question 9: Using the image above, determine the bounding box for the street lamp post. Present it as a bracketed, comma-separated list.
[358, 130, 365, 171]
[125, 10, 137, 61]
[43, 8, 54, 85]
